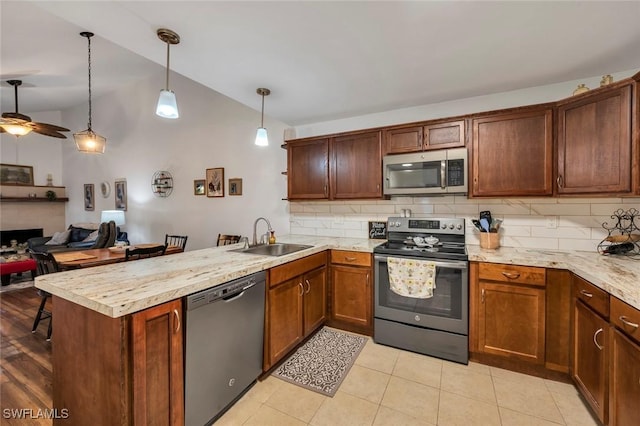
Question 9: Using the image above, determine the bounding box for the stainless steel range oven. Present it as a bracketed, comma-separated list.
[373, 217, 468, 364]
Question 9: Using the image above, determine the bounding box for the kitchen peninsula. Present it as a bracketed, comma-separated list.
[37, 236, 640, 425]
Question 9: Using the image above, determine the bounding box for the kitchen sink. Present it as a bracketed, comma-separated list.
[231, 243, 313, 257]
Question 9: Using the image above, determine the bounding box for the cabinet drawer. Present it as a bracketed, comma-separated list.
[330, 250, 371, 267]
[269, 252, 327, 287]
[478, 263, 546, 287]
[573, 275, 609, 319]
[611, 296, 640, 343]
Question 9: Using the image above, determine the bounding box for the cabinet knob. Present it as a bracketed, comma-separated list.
[298, 282, 304, 297]
[344, 257, 357, 262]
[304, 279, 311, 294]
[557, 175, 564, 189]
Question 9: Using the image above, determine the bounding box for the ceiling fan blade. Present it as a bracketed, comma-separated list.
[33, 121, 70, 132]
[31, 126, 67, 139]
[2, 112, 32, 122]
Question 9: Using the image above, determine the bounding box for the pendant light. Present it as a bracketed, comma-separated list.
[74, 32, 106, 153]
[156, 28, 180, 119]
[255, 88, 270, 146]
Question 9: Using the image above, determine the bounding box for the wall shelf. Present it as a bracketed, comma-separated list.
[0, 197, 69, 202]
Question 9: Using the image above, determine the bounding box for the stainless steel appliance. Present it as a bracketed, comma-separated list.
[373, 217, 469, 364]
[382, 148, 468, 196]
[184, 271, 266, 425]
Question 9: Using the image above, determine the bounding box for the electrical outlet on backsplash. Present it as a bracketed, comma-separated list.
[288, 197, 640, 252]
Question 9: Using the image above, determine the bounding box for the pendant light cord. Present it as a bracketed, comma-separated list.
[86, 34, 93, 130]
[165, 42, 171, 90]
[260, 93, 265, 127]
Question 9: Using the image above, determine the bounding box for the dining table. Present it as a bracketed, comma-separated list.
[53, 244, 183, 270]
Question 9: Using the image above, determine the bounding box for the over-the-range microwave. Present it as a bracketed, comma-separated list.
[383, 148, 468, 195]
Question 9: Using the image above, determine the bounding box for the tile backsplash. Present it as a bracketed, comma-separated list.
[288, 196, 640, 252]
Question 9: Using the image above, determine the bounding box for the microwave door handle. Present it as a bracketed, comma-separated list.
[440, 160, 446, 189]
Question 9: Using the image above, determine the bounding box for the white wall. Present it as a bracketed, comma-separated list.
[0, 110, 65, 186]
[60, 71, 289, 250]
[294, 69, 638, 138]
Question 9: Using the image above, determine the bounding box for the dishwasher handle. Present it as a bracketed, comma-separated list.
[218, 280, 257, 303]
[186, 271, 266, 310]
[220, 280, 258, 302]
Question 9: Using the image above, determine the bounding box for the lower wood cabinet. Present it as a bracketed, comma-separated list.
[52, 297, 184, 425]
[328, 250, 373, 335]
[573, 299, 609, 424]
[131, 299, 184, 426]
[610, 329, 640, 426]
[265, 252, 327, 370]
[472, 263, 546, 365]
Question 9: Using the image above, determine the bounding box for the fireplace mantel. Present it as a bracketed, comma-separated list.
[0, 185, 67, 236]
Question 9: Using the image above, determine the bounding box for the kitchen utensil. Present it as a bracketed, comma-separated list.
[480, 218, 490, 232]
[480, 210, 492, 225]
[471, 219, 484, 232]
[490, 219, 503, 233]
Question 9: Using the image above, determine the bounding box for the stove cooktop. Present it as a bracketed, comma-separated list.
[373, 216, 468, 261]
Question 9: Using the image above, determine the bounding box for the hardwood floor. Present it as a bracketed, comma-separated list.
[0, 287, 53, 425]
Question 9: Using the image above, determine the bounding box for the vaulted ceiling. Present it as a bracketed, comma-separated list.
[2, 1, 640, 126]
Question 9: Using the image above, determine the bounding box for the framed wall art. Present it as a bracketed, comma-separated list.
[206, 168, 224, 197]
[84, 183, 95, 211]
[194, 179, 205, 196]
[115, 180, 127, 211]
[228, 178, 242, 196]
[0, 163, 34, 186]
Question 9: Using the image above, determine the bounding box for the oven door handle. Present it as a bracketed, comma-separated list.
[374, 255, 468, 270]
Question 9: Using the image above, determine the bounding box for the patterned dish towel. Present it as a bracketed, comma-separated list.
[387, 257, 436, 298]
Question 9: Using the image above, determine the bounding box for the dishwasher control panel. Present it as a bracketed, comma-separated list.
[186, 272, 264, 310]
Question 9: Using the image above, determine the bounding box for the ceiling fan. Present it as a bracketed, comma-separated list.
[0, 79, 70, 138]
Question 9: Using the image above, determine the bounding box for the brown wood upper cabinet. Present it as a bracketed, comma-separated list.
[287, 138, 329, 199]
[287, 131, 382, 200]
[331, 132, 382, 199]
[384, 119, 465, 154]
[470, 106, 553, 197]
[556, 84, 633, 195]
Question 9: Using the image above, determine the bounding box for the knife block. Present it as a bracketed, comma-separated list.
[480, 232, 500, 249]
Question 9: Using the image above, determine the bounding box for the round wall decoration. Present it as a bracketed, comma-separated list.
[100, 181, 111, 198]
[151, 171, 173, 197]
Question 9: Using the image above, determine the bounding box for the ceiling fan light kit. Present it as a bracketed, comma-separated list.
[0, 79, 69, 138]
[255, 88, 270, 146]
[156, 28, 180, 119]
[74, 31, 106, 153]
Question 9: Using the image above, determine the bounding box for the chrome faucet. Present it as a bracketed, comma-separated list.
[252, 217, 272, 246]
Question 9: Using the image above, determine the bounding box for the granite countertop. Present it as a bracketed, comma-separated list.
[36, 235, 640, 318]
[35, 235, 382, 318]
[468, 246, 640, 311]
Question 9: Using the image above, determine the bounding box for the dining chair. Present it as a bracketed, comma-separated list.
[217, 234, 241, 246]
[125, 244, 167, 260]
[27, 249, 58, 341]
[165, 234, 188, 251]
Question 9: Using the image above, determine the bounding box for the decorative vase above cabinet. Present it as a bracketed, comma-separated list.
[151, 171, 173, 197]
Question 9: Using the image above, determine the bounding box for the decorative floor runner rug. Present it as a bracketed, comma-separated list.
[272, 327, 367, 397]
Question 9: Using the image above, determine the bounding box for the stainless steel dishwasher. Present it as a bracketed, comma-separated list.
[184, 271, 265, 426]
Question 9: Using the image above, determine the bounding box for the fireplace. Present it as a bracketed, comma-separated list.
[0, 228, 43, 247]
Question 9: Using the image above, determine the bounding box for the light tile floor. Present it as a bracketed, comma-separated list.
[217, 338, 598, 426]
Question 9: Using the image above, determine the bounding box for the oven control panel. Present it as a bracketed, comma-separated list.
[387, 217, 465, 235]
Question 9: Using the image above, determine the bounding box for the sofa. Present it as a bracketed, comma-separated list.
[27, 222, 126, 253]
